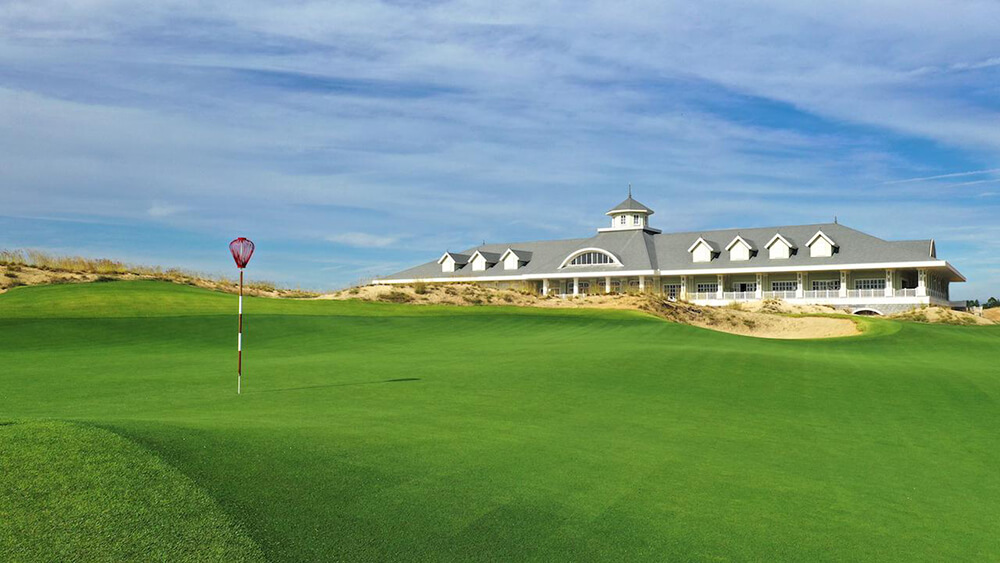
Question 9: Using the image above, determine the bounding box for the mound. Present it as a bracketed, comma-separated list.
[329, 284, 860, 339]
[0, 421, 264, 562]
[890, 306, 993, 326]
[985, 308, 1000, 322]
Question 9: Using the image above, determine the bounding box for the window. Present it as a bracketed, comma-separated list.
[576, 281, 591, 294]
[812, 280, 840, 291]
[569, 252, 614, 266]
[697, 283, 718, 293]
[854, 279, 885, 290]
[663, 284, 681, 298]
[732, 282, 757, 292]
[633, 215, 640, 226]
[619, 215, 626, 225]
[610, 280, 622, 292]
[771, 281, 796, 292]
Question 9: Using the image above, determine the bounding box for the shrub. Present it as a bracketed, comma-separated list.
[349, 287, 360, 295]
[3, 272, 17, 279]
[94, 276, 117, 283]
[379, 291, 413, 303]
[413, 281, 428, 294]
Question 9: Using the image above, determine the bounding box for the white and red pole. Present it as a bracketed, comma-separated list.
[229, 237, 255, 395]
[237, 268, 244, 394]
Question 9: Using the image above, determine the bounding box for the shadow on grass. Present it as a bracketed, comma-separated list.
[254, 378, 420, 394]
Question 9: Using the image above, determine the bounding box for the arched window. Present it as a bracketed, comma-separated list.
[569, 251, 614, 265]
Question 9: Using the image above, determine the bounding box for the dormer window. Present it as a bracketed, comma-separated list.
[725, 235, 756, 262]
[806, 231, 838, 258]
[633, 215, 640, 226]
[437, 252, 469, 273]
[687, 237, 718, 263]
[468, 250, 500, 271]
[500, 248, 531, 271]
[764, 234, 796, 260]
[619, 215, 626, 225]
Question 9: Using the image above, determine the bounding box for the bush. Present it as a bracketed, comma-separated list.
[3, 272, 17, 279]
[94, 276, 117, 283]
[413, 281, 428, 295]
[379, 291, 413, 303]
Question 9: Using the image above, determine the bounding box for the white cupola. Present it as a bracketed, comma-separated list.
[598, 186, 661, 234]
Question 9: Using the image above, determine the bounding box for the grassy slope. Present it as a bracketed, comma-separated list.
[0, 421, 263, 562]
[1, 281, 998, 561]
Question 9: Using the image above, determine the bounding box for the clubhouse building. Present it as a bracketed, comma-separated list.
[374, 194, 966, 314]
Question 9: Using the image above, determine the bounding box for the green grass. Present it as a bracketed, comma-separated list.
[0, 421, 264, 562]
[1, 280, 998, 561]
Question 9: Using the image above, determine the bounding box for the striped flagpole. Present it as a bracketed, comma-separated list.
[238, 268, 243, 394]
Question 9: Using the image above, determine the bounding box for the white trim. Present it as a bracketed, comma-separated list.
[437, 252, 468, 265]
[764, 233, 796, 249]
[558, 248, 623, 269]
[499, 248, 528, 262]
[725, 235, 756, 251]
[806, 230, 837, 248]
[373, 260, 965, 285]
[687, 237, 717, 253]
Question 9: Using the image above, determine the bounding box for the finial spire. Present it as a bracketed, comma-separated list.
[628, 183, 632, 198]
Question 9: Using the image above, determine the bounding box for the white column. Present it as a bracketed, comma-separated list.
[884, 269, 894, 297]
[639, 276, 645, 292]
[680, 276, 688, 300]
[573, 277, 579, 296]
[755, 273, 763, 299]
[916, 269, 927, 297]
[839, 271, 848, 298]
[796, 272, 804, 298]
[542, 279, 549, 295]
[605, 277, 611, 294]
[716, 274, 724, 300]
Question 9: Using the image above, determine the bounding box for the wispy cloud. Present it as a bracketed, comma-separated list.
[0, 1, 998, 295]
[326, 232, 400, 248]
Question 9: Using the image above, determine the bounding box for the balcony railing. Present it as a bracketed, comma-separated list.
[803, 290, 841, 299]
[895, 289, 917, 297]
[688, 292, 718, 300]
[847, 289, 886, 299]
[762, 291, 797, 300]
[722, 291, 756, 301]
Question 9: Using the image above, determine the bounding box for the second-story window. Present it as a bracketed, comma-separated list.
[619, 215, 626, 225]
[633, 215, 640, 225]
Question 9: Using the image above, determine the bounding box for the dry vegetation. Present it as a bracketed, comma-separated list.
[323, 284, 862, 339]
[984, 308, 1000, 322]
[889, 305, 994, 326]
[0, 249, 318, 298]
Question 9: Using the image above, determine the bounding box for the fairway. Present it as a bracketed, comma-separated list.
[1, 281, 998, 561]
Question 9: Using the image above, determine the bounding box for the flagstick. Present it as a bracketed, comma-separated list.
[238, 268, 243, 395]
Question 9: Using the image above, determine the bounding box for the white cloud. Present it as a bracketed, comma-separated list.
[147, 201, 185, 217]
[326, 232, 400, 248]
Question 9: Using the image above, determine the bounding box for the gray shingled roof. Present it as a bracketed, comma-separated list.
[378, 222, 947, 281]
[606, 196, 654, 215]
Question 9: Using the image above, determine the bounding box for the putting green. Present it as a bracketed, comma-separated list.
[1, 281, 997, 561]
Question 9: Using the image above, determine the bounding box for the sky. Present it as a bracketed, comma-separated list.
[1, 1, 998, 298]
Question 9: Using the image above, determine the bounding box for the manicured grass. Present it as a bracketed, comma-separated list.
[0, 421, 263, 562]
[1, 281, 998, 561]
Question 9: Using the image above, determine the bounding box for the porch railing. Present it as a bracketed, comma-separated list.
[762, 291, 797, 300]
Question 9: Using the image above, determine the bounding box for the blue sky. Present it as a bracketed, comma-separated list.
[1, 1, 998, 298]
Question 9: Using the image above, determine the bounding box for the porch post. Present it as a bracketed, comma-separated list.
[605, 276, 611, 294]
[573, 277, 579, 296]
[839, 271, 848, 298]
[795, 272, 804, 298]
[884, 269, 894, 298]
[542, 279, 549, 295]
[639, 275, 645, 292]
[716, 274, 724, 300]
[680, 276, 688, 300]
[916, 269, 927, 297]
[755, 273, 763, 299]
